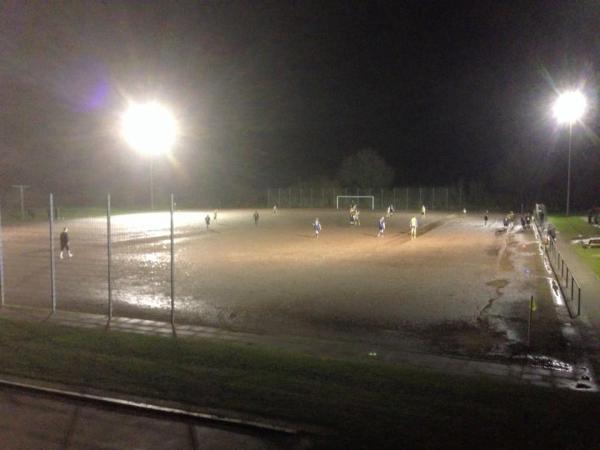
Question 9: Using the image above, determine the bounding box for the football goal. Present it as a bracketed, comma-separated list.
[336, 195, 375, 210]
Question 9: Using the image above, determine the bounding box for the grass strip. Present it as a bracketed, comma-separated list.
[0, 317, 598, 449]
[549, 215, 600, 277]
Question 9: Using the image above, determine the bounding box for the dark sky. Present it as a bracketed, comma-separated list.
[1, 0, 600, 203]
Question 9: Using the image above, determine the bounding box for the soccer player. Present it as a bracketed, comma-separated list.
[410, 216, 418, 239]
[484, 211, 488, 227]
[313, 218, 321, 238]
[273, 205, 277, 215]
[253, 210, 260, 226]
[213, 209, 218, 222]
[353, 209, 361, 226]
[205, 214, 211, 229]
[421, 204, 426, 216]
[59, 227, 72, 259]
[386, 205, 392, 218]
[349, 204, 357, 224]
[377, 216, 386, 237]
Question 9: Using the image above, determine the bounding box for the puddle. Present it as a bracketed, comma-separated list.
[548, 278, 564, 306]
[486, 247, 500, 256]
[513, 354, 572, 372]
[486, 279, 509, 289]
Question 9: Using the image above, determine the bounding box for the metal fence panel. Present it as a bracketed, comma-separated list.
[1, 195, 51, 310]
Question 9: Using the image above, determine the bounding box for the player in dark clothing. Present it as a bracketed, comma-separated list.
[253, 210, 260, 226]
[205, 214, 210, 229]
[59, 227, 72, 259]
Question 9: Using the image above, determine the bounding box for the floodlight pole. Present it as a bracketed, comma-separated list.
[0, 201, 4, 307]
[11, 185, 29, 220]
[107, 194, 112, 320]
[49, 193, 56, 312]
[170, 193, 175, 326]
[150, 159, 155, 210]
[566, 123, 573, 216]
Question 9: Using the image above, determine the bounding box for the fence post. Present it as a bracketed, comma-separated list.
[380, 189, 384, 210]
[527, 296, 533, 348]
[321, 188, 325, 207]
[278, 188, 281, 207]
[288, 188, 291, 208]
[432, 187, 435, 210]
[49, 193, 56, 312]
[405, 188, 409, 210]
[170, 193, 175, 326]
[446, 187, 449, 210]
[310, 188, 313, 208]
[571, 276, 574, 301]
[267, 188, 271, 207]
[107, 194, 112, 320]
[419, 187, 422, 206]
[0, 201, 4, 307]
[578, 286, 581, 316]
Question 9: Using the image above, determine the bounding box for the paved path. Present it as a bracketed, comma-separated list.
[0, 383, 306, 450]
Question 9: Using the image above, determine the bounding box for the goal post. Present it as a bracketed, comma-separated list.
[336, 195, 375, 210]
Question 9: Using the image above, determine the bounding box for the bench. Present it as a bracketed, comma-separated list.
[583, 238, 600, 248]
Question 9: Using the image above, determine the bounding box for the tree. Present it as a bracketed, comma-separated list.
[337, 148, 395, 188]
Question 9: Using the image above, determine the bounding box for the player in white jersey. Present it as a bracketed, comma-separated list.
[410, 216, 418, 239]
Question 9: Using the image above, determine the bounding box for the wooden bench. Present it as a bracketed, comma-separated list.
[583, 238, 600, 248]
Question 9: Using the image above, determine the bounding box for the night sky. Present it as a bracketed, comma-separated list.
[1, 1, 600, 206]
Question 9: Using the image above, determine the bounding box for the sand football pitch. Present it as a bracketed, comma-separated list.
[2, 208, 554, 356]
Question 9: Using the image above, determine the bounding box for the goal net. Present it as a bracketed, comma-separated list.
[336, 195, 375, 210]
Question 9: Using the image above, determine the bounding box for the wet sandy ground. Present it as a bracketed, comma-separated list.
[1, 209, 571, 361]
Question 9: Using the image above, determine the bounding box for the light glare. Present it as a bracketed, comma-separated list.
[553, 90, 586, 125]
[121, 102, 177, 156]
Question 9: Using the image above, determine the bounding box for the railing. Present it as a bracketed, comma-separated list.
[534, 217, 581, 317]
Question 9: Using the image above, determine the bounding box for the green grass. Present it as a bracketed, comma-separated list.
[549, 215, 600, 240]
[549, 215, 600, 277]
[0, 318, 598, 448]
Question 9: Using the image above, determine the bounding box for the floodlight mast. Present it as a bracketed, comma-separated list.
[121, 101, 177, 210]
[552, 90, 586, 217]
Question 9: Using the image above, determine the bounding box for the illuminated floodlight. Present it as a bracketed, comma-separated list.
[121, 101, 177, 156]
[552, 90, 586, 125]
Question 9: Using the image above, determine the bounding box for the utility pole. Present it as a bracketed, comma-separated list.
[11, 185, 30, 220]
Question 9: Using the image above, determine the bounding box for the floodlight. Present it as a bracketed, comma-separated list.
[552, 90, 586, 125]
[121, 101, 177, 156]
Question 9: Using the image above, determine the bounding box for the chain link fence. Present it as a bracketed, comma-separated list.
[0, 193, 187, 324]
[267, 186, 467, 210]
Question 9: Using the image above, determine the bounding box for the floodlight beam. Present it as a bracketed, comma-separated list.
[121, 101, 177, 157]
[553, 90, 586, 125]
